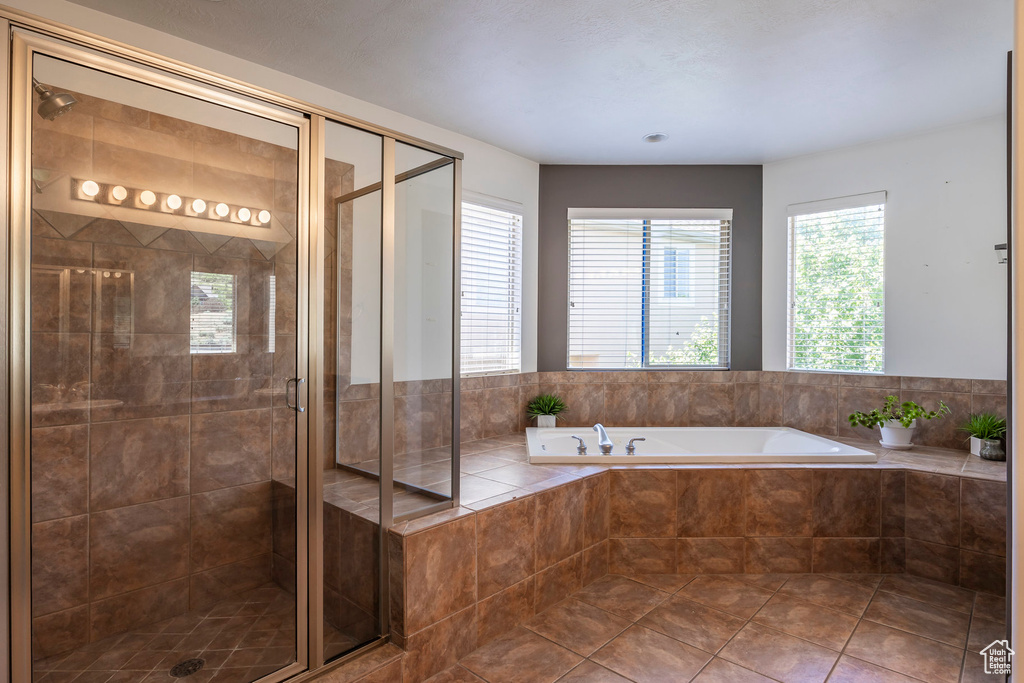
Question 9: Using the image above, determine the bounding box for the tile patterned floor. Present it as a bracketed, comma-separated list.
[31, 583, 354, 683]
[428, 572, 1007, 683]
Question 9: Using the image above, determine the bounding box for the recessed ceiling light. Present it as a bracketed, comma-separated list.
[643, 132, 669, 143]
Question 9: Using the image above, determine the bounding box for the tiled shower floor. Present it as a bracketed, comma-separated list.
[31, 583, 353, 683]
[431, 573, 1006, 683]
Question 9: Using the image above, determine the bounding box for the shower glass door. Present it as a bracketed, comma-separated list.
[22, 41, 305, 682]
[323, 120, 384, 662]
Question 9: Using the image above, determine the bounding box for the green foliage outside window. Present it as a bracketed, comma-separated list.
[790, 205, 884, 373]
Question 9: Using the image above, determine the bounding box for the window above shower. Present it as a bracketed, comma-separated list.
[567, 208, 732, 370]
[190, 271, 237, 354]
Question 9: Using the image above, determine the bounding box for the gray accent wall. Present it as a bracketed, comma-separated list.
[537, 165, 763, 371]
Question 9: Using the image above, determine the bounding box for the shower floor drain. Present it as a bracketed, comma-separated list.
[169, 658, 205, 678]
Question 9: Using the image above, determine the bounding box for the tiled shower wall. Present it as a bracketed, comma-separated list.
[27, 93, 348, 658]
[459, 371, 1007, 450]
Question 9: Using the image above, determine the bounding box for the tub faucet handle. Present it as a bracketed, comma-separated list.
[570, 435, 587, 455]
[626, 437, 646, 455]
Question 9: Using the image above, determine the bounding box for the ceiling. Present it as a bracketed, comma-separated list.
[67, 0, 1013, 164]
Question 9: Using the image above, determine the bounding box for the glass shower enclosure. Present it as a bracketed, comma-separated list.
[8, 17, 460, 683]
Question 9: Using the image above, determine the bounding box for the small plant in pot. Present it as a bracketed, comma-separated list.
[959, 413, 1006, 458]
[527, 394, 566, 428]
[848, 395, 950, 450]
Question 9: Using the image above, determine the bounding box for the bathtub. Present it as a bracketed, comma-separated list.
[526, 427, 875, 464]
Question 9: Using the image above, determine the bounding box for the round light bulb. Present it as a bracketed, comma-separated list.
[113, 272, 122, 278]
[258, 210, 271, 224]
[111, 186, 128, 201]
[139, 190, 157, 206]
[215, 202, 230, 218]
[103, 271, 110, 278]
[81, 180, 100, 197]
[192, 198, 207, 214]
[166, 194, 182, 210]
[237, 207, 251, 222]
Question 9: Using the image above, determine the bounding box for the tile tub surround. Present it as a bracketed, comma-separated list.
[462, 371, 1007, 451]
[386, 473, 611, 683]
[378, 433, 1006, 682]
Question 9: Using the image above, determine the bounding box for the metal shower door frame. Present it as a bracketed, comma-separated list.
[7, 27, 313, 683]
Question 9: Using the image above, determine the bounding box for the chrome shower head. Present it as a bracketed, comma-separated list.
[32, 78, 77, 121]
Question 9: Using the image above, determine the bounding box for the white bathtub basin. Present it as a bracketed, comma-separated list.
[526, 427, 875, 464]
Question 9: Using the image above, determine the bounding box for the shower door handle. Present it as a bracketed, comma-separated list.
[286, 377, 306, 413]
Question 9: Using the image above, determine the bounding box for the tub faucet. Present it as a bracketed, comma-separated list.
[570, 436, 587, 455]
[593, 423, 613, 454]
[626, 437, 646, 455]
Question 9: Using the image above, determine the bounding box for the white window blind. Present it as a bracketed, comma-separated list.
[567, 208, 732, 369]
[190, 271, 237, 354]
[787, 192, 885, 373]
[460, 200, 522, 375]
[267, 274, 276, 353]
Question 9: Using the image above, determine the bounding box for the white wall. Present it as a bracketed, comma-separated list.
[10, 0, 541, 372]
[763, 117, 1008, 379]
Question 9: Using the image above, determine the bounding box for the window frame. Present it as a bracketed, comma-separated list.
[566, 207, 733, 371]
[459, 193, 524, 377]
[786, 191, 887, 374]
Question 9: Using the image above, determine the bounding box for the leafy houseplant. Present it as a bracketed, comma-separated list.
[848, 395, 950, 449]
[959, 413, 1006, 457]
[527, 394, 567, 428]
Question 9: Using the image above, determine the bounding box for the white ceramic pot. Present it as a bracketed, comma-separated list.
[879, 419, 916, 447]
[970, 436, 982, 456]
[536, 414, 556, 428]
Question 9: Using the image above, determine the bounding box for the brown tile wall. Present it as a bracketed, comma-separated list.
[28, 96, 333, 658]
[387, 472, 610, 683]
[604, 468, 1005, 595]
[473, 371, 1007, 451]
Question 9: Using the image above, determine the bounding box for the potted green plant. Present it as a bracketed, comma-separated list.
[959, 413, 1006, 457]
[527, 394, 566, 428]
[848, 395, 950, 449]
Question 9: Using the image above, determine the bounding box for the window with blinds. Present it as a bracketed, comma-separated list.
[190, 271, 237, 354]
[460, 200, 522, 375]
[567, 208, 732, 369]
[788, 192, 885, 373]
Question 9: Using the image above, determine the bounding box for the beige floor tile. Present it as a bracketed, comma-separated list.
[718, 622, 839, 683]
[460, 627, 582, 683]
[751, 593, 858, 650]
[692, 657, 775, 682]
[864, 591, 971, 648]
[876, 575, 975, 614]
[572, 575, 671, 621]
[677, 575, 774, 619]
[591, 625, 712, 683]
[778, 574, 875, 616]
[844, 621, 964, 683]
[827, 655, 925, 682]
[524, 599, 631, 656]
[638, 595, 745, 653]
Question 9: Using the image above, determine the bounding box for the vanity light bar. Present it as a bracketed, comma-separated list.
[71, 178, 272, 226]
